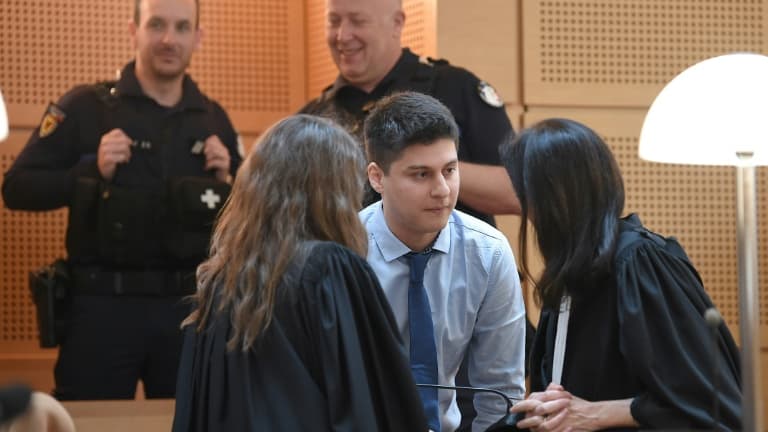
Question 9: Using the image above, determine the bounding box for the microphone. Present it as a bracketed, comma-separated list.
[416, 383, 524, 432]
[704, 307, 722, 431]
[0, 384, 32, 425]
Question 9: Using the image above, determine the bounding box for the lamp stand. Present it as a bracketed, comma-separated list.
[736, 164, 763, 432]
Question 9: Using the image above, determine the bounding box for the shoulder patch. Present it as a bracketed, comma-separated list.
[477, 81, 504, 108]
[419, 56, 450, 67]
[39, 103, 66, 138]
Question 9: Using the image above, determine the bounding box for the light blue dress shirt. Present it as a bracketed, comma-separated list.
[360, 202, 526, 432]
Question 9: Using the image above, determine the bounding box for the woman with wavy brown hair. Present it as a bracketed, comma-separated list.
[172, 114, 428, 432]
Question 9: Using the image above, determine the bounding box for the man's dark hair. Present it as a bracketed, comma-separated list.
[363, 91, 459, 173]
[134, 0, 200, 28]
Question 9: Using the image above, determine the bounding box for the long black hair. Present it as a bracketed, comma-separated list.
[500, 118, 625, 308]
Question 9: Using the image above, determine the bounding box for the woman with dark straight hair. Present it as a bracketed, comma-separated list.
[172, 114, 427, 432]
[502, 118, 741, 431]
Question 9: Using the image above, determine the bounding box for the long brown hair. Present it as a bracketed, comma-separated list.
[184, 114, 368, 351]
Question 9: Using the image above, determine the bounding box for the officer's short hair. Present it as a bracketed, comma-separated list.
[134, 0, 200, 29]
[363, 91, 459, 174]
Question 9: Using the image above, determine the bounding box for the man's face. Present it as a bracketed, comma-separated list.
[326, 0, 404, 92]
[369, 138, 459, 250]
[131, 0, 200, 82]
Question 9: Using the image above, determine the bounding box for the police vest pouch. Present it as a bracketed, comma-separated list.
[66, 177, 101, 258]
[165, 176, 230, 261]
[97, 183, 163, 265]
[29, 259, 71, 348]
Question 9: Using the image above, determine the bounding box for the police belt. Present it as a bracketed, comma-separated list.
[71, 268, 196, 297]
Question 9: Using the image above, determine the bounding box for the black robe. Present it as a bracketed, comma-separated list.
[172, 242, 428, 431]
[530, 214, 741, 431]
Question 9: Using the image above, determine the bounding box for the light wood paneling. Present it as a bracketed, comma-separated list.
[62, 400, 174, 432]
[435, 0, 522, 106]
[522, 0, 768, 108]
[0, 0, 306, 135]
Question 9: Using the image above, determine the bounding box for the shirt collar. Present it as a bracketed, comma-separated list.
[369, 201, 452, 262]
[324, 48, 420, 99]
[113, 61, 208, 111]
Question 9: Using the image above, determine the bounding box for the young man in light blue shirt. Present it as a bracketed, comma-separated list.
[359, 91, 526, 432]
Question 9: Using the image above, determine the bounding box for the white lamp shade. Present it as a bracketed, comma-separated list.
[639, 53, 768, 166]
[0, 87, 7, 142]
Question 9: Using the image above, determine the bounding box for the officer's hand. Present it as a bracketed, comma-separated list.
[203, 135, 232, 183]
[97, 128, 133, 181]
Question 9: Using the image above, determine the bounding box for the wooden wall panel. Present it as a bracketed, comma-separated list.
[193, 0, 306, 133]
[0, 0, 132, 127]
[0, 0, 305, 133]
[522, 0, 768, 107]
[435, 0, 522, 108]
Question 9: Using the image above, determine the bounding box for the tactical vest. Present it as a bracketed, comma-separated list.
[65, 83, 230, 267]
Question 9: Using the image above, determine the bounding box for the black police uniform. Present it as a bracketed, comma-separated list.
[2, 61, 242, 400]
[302, 48, 516, 431]
[301, 47, 514, 227]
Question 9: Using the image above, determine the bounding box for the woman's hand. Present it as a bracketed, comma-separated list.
[511, 383, 636, 431]
[511, 383, 574, 431]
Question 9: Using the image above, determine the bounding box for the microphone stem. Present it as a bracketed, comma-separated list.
[415, 383, 514, 412]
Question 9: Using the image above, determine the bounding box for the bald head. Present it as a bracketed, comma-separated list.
[325, 0, 405, 92]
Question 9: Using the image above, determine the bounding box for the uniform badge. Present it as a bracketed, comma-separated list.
[477, 81, 504, 108]
[190, 140, 205, 154]
[39, 103, 66, 138]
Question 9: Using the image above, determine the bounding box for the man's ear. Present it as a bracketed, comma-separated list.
[128, 20, 137, 50]
[367, 162, 385, 194]
[393, 9, 405, 38]
[194, 26, 204, 52]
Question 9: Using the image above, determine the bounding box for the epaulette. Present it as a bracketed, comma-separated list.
[319, 83, 337, 102]
[419, 56, 450, 67]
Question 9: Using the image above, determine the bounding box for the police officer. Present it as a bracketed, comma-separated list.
[2, 0, 241, 400]
[301, 0, 520, 226]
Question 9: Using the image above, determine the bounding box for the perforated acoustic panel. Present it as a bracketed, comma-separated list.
[305, 0, 436, 99]
[0, 0, 131, 107]
[523, 108, 768, 342]
[1, 133, 68, 344]
[523, 0, 767, 107]
[0, 0, 305, 133]
[191, 0, 304, 115]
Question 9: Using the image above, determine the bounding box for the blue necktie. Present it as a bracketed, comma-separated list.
[406, 251, 441, 432]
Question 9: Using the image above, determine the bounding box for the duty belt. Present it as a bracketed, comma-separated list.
[71, 268, 196, 297]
